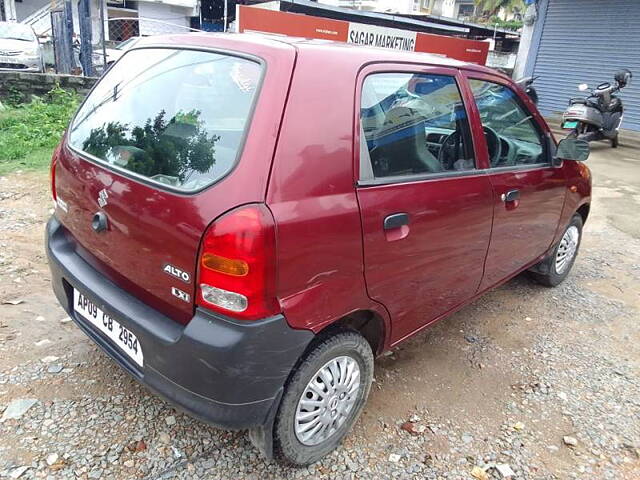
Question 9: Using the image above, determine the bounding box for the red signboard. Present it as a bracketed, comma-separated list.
[236, 5, 489, 65]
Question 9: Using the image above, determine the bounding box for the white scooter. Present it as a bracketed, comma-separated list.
[561, 69, 632, 148]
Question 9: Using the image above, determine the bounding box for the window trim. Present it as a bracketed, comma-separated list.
[357, 161, 556, 188]
[354, 64, 478, 185]
[65, 44, 267, 196]
[357, 168, 489, 187]
[464, 73, 553, 172]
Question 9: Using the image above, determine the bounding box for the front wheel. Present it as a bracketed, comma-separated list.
[274, 331, 374, 466]
[529, 214, 583, 287]
[566, 129, 578, 140]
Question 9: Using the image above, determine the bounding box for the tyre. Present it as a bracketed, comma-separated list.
[274, 331, 374, 466]
[529, 214, 583, 287]
[566, 130, 578, 140]
[611, 134, 619, 148]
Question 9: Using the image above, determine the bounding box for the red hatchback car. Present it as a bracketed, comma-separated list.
[46, 33, 591, 465]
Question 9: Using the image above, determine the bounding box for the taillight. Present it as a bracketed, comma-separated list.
[51, 143, 61, 202]
[196, 204, 280, 321]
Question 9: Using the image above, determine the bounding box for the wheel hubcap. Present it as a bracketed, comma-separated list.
[555, 225, 579, 274]
[294, 355, 360, 446]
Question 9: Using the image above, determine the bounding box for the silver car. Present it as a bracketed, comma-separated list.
[0, 22, 44, 73]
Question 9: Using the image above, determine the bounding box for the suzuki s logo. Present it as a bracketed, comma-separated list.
[97, 188, 109, 207]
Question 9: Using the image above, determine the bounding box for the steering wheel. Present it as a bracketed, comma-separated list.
[437, 131, 462, 170]
[483, 126, 502, 167]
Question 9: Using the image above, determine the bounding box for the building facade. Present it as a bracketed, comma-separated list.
[2, 0, 196, 40]
[316, 0, 472, 17]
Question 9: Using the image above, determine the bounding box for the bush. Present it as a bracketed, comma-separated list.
[486, 16, 523, 31]
[0, 85, 79, 173]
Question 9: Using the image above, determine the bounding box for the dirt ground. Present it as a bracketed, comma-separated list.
[1, 135, 639, 480]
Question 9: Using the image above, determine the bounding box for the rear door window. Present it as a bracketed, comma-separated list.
[360, 73, 475, 179]
[68, 48, 262, 192]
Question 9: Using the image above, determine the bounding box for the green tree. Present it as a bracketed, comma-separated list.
[82, 110, 219, 186]
[474, 0, 525, 17]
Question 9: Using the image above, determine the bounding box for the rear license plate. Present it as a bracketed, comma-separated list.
[73, 289, 144, 367]
[562, 121, 579, 129]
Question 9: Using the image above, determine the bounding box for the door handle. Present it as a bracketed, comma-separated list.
[501, 189, 520, 202]
[383, 213, 409, 230]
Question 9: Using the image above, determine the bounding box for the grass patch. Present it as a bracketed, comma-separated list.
[0, 147, 54, 176]
[0, 86, 79, 175]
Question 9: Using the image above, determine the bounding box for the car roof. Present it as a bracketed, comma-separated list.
[134, 32, 501, 77]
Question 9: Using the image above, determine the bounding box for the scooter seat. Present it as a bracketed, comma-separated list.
[569, 97, 601, 109]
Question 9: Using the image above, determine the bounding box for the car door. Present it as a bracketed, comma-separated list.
[462, 73, 566, 290]
[355, 65, 494, 343]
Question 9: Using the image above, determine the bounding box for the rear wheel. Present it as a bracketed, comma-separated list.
[611, 134, 619, 148]
[274, 331, 374, 466]
[529, 214, 583, 287]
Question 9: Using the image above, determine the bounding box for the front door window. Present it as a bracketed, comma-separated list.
[469, 79, 546, 168]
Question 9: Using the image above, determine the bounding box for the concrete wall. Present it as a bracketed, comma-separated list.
[137, 1, 191, 35]
[427, 0, 446, 16]
[440, 0, 456, 17]
[513, 3, 537, 80]
[2, 0, 17, 21]
[318, 0, 420, 14]
[14, 0, 49, 21]
[0, 71, 96, 103]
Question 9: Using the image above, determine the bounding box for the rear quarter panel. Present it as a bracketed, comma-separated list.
[267, 46, 390, 338]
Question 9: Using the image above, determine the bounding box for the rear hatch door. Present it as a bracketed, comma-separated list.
[54, 41, 296, 323]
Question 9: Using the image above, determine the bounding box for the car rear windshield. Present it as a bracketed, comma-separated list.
[68, 48, 262, 192]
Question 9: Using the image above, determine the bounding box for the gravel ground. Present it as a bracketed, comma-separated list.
[1, 140, 639, 480]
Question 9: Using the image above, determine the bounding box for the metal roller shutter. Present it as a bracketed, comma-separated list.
[531, 0, 640, 131]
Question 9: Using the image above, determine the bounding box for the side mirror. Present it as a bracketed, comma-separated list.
[555, 138, 590, 163]
[578, 83, 589, 91]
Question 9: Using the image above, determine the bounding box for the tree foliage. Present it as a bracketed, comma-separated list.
[82, 110, 219, 185]
[474, 0, 525, 17]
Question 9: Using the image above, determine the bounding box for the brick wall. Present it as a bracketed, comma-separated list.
[0, 72, 96, 103]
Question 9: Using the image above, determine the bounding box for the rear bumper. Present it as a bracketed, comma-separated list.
[46, 215, 313, 429]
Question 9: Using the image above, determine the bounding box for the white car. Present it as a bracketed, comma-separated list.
[0, 22, 44, 73]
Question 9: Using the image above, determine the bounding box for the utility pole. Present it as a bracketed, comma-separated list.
[51, 3, 74, 73]
[99, 0, 107, 70]
[223, 0, 228, 32]
[78, 0, 94, 76]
